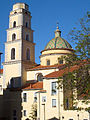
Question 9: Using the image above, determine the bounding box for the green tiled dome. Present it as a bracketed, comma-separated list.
[45, 37, 72, 50]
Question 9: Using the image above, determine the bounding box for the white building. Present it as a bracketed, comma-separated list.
[0, 3, 89, 120]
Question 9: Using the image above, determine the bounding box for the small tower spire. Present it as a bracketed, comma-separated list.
[55, 22, 61, 38]
[56, 22, 59, 29]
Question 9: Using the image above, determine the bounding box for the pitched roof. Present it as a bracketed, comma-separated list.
[44, 65, 79, 78]
[27, 64, 64, 71]
[0, 69, 3, 74]
[22, 81, 43, 90]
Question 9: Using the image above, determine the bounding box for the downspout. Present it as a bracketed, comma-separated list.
[58, 88, 61, 120]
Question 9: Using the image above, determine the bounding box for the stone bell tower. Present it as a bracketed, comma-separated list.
[3, 3, 35, 88]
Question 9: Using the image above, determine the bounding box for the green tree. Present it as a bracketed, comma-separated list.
[29, 104, 37, 120]
[57, 12, 90, 110]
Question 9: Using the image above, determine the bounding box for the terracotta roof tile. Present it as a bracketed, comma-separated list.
[27, 64, 64, 71]
[22, 81, 43, 90]
[44, 65, 79, 78]
[0, 69, 3, 74]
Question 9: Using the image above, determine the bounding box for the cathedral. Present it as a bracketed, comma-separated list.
[0, 3, 89, 120]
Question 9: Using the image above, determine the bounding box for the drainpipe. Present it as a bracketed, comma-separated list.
[58, 88, 61, 120]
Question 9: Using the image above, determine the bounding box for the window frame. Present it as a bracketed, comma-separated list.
[11, 48, 15, 60]
[26, 22, 28, 28]
[23, 93, 27, 102]
[58, 58, 63, 64]
[12, 33, 16, 41]
[47, 59, 50, 66]
[26, 34, 29, 41]
[26, 48, 30, 60]
[13, 21, 16, 28]
[23, 110, 27, 116]
[42, 96, 46, 102]
[34, 92, 37, 102]
[37, 73, 43, 82]
[52, 99, 56, 107]
[51, 82, 57, 95]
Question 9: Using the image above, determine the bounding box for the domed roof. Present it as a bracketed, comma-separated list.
[45, 26, 72, 50]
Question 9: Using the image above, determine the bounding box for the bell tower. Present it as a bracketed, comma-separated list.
[3, 3, 35, 88]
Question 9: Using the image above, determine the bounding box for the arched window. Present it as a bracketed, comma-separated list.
[14, 12, 17, 14]
[11, 48, 15, 60]
[47, 60, 50, 66]
[26, 34, 29, 41]
[26, 48, 30, 60]
[26, 22, 28, 28]
[58, 58, 63, 64]
[13, 21, 16, 28]
[37, 73, 43, 81]
[12, 33, 16, 41]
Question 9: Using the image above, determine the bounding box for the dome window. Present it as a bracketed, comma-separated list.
[26, 48, 30, 60]
[13, 21, 16, 28]
[58, 58, 63, 64]
[11, 48, 15, 60]
[37, 73, 43, 82]
[12, 33, 16, 41]
[47, 60, 50, 66]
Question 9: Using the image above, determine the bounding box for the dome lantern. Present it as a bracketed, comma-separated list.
[55, 23, 61, 38]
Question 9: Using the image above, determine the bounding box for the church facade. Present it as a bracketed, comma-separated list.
[0, 3, 89, 120]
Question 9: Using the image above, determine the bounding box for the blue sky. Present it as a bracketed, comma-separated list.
[0, 0, 90, 66]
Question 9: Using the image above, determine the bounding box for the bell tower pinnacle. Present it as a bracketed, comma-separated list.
[3, 3, 36, 88]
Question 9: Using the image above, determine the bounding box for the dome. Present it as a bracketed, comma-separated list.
[45, 37, 72, 49]
[45, 26, 72, 50]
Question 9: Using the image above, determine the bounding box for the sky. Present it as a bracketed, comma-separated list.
[0, 0, 90, 67]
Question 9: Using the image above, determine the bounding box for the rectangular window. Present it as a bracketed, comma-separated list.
[47, 60, 50, 66]
[34, 92, 37, 102]
[58, 58, 63, 64]
[52, 99, 56, 107]
[24, 110, 27, 116]
[42, 96, 46, 102]
[0, 85, 2, 92]
[51, 82, 57, 95]
[23, 93, 27, 102]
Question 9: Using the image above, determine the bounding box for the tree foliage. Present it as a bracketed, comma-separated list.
[29, 104, 37, 120]
[57, 12, 90, 109]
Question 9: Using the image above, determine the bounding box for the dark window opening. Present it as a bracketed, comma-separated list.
[47, 60, 50, 66]
[26, 34, 29, 41]
[66, 98, 69, 109]
[13, 21, 16, 28]
[26, 48, 30, 60]
[11, 48, 15, 60]
[26, 22, 28, 28]
[25, 11, 27, 14]
[58, 58, 63, 64]
[51, 82, 56, 95]
[12, 34, 16, 41]
[23, 93, 27, 102]
[37, 73, 43, 81]
[24, 110, 26, 116]
[52, 99, 56, 107]
[14, 12, 17, 14]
